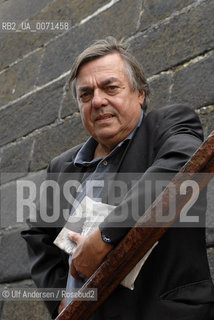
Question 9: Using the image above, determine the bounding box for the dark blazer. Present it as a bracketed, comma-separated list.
[22, 104, 214, 320]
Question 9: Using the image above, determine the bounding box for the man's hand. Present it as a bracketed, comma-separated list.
[58, 298, 65, 314]
[68, 228, 113, 280]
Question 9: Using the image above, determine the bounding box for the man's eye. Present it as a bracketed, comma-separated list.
[80, 92, 89, 97]
[79, 92, 91, 102]
[106, 86, 118, 93]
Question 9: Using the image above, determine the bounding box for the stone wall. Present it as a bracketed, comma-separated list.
[0, 0, 214, 319]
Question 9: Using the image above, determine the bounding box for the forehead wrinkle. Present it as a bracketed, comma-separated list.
[100, 77, 120, 86]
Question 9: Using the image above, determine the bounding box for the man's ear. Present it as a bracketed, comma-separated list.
[138, 90, 145, 105]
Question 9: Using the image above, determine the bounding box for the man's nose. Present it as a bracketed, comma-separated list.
[91, 89, 107, 108]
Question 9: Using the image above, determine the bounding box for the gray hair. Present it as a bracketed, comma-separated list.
[68, 37, 150, 111]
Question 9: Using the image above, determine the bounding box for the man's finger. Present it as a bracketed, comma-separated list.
[68, 231, 81, 244]
[58, 298, 65, 315]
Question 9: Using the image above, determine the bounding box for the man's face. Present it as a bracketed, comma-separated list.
[76, 53, 145, 150]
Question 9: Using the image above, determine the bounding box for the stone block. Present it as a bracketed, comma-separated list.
[0, 0, 52, 22]
[207, 247, 214, 283]
[0, 78, 65, 147]
[13, 49, 44, 101]
[1, 299, 51, 320]
[33, 0, 109, 27]
[0, 31, 52, 71]
[0, 181, 19, 229]
[0, 138, 33, 184]
[60, 82, 79, 118]
[0, 170, 46, 229]
[30, 113, 89, 171]
[147, 73, 171, 113]
[129, 0, 214, 77]
[170, 52, 214, 109]
[0, 280, 51, 320]
[36, 0, 142, 86]
[140, 0, 195, 31]
[0, 64, 19, 106]
[0, 228, 30, 282]
[0, 0, 110, 71]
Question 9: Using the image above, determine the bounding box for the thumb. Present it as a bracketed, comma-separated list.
[68, 231, 82, 244]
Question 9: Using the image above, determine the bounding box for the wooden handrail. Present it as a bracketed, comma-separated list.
[56, 131, 214, 320]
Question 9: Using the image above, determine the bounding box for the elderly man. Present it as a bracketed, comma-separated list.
[22, 37, 214, 320]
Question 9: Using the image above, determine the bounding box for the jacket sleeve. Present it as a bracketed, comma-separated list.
[99, 104, 205, 244]
[21, 162, 69, 319]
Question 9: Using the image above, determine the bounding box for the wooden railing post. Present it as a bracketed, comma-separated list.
[56, 131, 214, 320]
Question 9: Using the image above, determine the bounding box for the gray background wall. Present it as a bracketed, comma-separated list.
[0, 0, 214, 319]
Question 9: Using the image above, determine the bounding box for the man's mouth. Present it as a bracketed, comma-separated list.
[95, 113, 114, 121]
